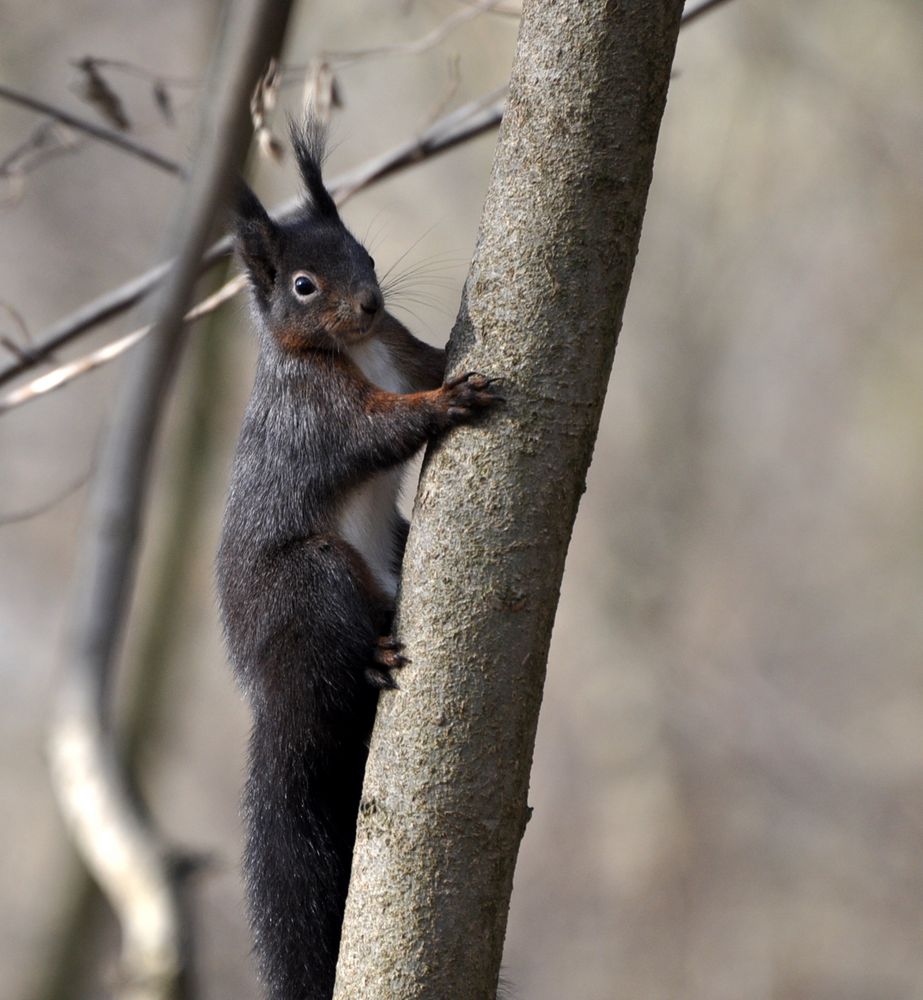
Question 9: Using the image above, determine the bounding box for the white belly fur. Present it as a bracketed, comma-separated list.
[346, 338, 406, 395]
[337, 338, 409, 599]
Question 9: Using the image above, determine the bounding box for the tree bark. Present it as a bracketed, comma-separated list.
[334, 1, 684, 997]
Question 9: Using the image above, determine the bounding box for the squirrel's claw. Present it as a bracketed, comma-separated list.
[366, 635, 408, 689]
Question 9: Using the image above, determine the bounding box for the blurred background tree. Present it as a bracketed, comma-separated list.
[1, 1, 921, 998]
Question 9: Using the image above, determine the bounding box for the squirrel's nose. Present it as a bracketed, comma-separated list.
[357, 287, 382, 316]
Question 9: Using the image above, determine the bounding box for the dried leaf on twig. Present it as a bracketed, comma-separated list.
[152, 80, 174, 124]
[71, 57, 131, 131]
[251, 58, 285, 161]
[301, 59, 343, 124]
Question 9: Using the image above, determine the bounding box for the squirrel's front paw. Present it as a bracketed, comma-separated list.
[364, 635, 407, 690]
[440, 372, 504, 425]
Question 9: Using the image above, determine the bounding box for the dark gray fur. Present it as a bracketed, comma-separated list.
[216, 118, 500, 1000]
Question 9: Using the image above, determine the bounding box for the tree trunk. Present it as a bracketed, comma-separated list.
[334, 1, 684, 997]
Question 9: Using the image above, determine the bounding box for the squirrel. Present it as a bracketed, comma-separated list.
[216, 118, 500, 1000]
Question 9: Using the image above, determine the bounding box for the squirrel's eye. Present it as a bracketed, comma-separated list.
[293, 274, 316, 297]
[368, 255, 376, 270]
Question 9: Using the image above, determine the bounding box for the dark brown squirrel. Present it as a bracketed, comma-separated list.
[215, 118, 501, 1000]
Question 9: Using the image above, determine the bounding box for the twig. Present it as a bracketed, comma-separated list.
[452, 0, 522, 17]
[0, 276, 246, 413]
[0, 82, 184, 176]
[420, 55, 462, 135]
[72, 56, 200, 90]
[0, 469, 90, 526]
[0, 260, 177, 389]
[44, 0, 296, 997]
[0, 121, 84, 206]
[681, 0, 741, 27]
[0, 336, 36, 364]
[333, 85, 506, 203]
[304, 0, 507, 67]
[0, 299, 33, 344]
[0, 119, 80, 177]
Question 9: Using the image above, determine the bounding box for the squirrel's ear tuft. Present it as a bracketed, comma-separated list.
[290, 116, 339, 219]
[234, 181, 279, 303]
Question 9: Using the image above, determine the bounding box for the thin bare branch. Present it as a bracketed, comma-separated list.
[681, 0, 741, 27]
[69, 57, 198, 128]
[0, 119, 80, 176]
[0, 299, 33, 344]
[0, 276, 246, 414]
[0, 336, 35, 364]
[312, 0, 508, 67]
[0, 82, 184, 176]
[72, 56, 200, 90]
[421, 55, 462, 132]
[452, 0, 522, 17]
[0, 260, 177, 389]
[332, 85, 506, 204]
[0, 470, 90, 526]
[0, 121, 83, 206]
[45, 1, 296, 997]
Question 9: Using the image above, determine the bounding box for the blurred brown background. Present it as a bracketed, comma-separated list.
[2, 1, 922, 997]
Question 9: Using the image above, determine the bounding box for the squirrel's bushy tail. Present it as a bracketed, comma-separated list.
[221, 534, 389, 1000]
[244, 715, 372, 1000]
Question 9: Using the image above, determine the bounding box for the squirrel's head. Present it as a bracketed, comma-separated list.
[234, 119, 382, 353]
